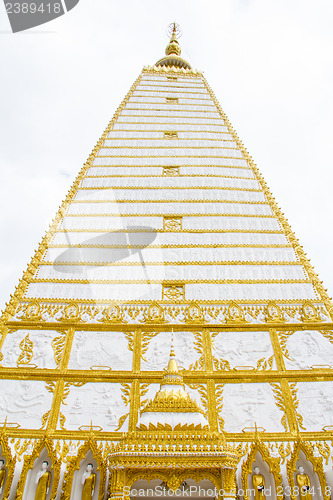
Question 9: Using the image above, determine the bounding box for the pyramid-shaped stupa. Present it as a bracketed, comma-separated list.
[0, 23, 333, 500]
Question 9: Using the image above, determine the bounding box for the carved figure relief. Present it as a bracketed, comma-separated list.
[1, 330, 61, 369]
[221, 383, 286, 432]
[212, 331, 275, 370]
[60, 383, 128, 431]
[296, 381, 333, 431]
[0, 380, 53, 429]
[68, 331, 133, 371]
[283, 331, 333, 370]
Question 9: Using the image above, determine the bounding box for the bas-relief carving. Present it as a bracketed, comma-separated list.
[283, 331, 333, 370]
[68, 331, 133, 371]
[60, 383, 128, 431]
[221, 383, 286, 433]
[296, 382, 333, 432]
[212, 331, 275, 369]
[141, 331, 200, 371]
[0, 380, 53, 429]
[1, 330, 59, 369]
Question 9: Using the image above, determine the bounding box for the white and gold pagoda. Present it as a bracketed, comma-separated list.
[0, 22, 333, 500]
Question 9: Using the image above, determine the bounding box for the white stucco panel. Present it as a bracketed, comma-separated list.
[282, 331, 333, 370]
[59, 382, 129, 432]
[0, 379, 53, 429]
[212, 331, 276, 370]
[296, 381, 333, 432]
[221, 383, 287, 432]
[68, 331, 133, 371]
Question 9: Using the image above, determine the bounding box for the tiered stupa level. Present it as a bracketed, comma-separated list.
[0, 23, 333, 500]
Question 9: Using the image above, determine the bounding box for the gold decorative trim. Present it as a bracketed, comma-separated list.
[71, 199, 269, 205]
[54, 228, 285, 234]
[61, 212, 275, 218]
[101, 145, 240, 150]
[41, 261, 302, 267]
[76, 185, 260, 191]
[97, 154, 245, 159]
[47, 244, 292, 250]
[30, 279, 311, 286]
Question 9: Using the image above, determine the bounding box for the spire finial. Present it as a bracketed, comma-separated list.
[165, 22, 182, 57]
[155, 23, 191, 70]
[170, 328, 175, 357]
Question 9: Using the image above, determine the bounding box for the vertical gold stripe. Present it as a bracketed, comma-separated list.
[269, 329, 286, 371]
[280, 379, 298, 435]
[59, 327, 75, 371]
[128, 379, 140, 431]
[132, 329, 142, 374]
[46, 379, 65, 431]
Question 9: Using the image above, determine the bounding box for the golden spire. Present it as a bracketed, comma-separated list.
[155, 23, 192, 70]
[165, 22, 181, 56]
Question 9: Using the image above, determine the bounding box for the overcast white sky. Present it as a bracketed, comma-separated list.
[0, 0, 332, 309]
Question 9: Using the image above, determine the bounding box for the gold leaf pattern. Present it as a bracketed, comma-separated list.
[51, 333, 66, 368]
[17, 334, 33, 366]
[270, 383, 288, 432]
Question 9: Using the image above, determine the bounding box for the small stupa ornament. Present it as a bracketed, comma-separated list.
[136, 335, 209, 430]
[155, 22, 191, 69]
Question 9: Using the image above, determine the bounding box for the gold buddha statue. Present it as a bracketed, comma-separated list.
[81, 463, 96, 500]
[35, 461, 51, 500]
[252, 467, 266, 500]
[0, 460, 6, 493]
[296, 466, 312, 500]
